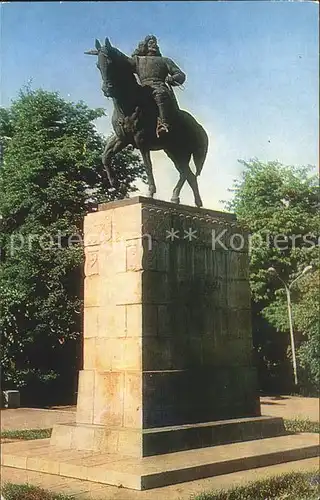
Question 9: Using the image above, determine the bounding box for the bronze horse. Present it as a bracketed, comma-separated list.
[91, 38, 208, 207]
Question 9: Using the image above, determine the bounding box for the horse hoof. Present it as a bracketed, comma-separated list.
[195, 199, 203, 208]
[171, 197, 180, 204]
[146, 188, 156, 198]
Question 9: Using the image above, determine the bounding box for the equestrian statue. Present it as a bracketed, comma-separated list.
[85, 35, 208, 207]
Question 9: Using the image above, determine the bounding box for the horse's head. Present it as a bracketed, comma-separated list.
[95, 38, 116, 98]
[95, 37, 113, 62]
[95, 38, 134, 99]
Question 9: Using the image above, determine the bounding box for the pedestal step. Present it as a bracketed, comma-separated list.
[50, 416, 286, 457]
[2, 433, 318, 490]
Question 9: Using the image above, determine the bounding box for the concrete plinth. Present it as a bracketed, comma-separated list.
[2, 434, 319, 490]
[51, 416, 286, 457]
[5, 198, 319, 490]
[52, 197, 266, 458]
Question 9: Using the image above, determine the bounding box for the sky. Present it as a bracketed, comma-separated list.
[1, 1, 318, 210]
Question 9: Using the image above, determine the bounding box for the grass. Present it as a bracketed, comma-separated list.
[284, 418, 320, 434]
[1, 483, 73, 500]
[192, 471, 320, 500]
[1, 428, 52, 440]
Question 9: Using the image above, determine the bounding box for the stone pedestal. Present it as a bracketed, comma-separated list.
[51, 197, 282, 458]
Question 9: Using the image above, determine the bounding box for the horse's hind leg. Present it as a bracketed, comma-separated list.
[140, 150, 156, 197]
[102, 135, 126, 188]
[165, 150, 203, 208]
[164, 149, 188, 204]
[171, 173, 185, 204]
[186, 167, 202, 207]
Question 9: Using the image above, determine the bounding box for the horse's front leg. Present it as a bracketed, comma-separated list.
[140, 150, 156, 198]
[102, 135, 126, 189]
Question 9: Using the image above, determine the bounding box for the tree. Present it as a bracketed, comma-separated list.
[228, 159, 319, 392]
[0, 88, 145, 403]
[292, 270, 320, 391]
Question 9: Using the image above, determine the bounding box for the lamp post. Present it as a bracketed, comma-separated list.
[267, 265, 312, 386]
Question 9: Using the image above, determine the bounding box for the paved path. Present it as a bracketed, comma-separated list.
[1, 458, 318, 499]
[0, 407, 75, 431]
[260, 396, 319, 422]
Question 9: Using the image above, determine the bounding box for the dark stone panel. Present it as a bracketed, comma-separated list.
[142, 416, 286, 456]
[142, 366, 260, 429]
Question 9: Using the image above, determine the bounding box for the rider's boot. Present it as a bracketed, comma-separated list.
[156, 101, 170, 137]
[156, 117, 169, 137]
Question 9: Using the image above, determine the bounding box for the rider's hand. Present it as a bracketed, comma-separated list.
[165, 75, 175, 86]
[102, 83, 109, 96]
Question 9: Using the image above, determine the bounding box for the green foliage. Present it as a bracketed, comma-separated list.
[2, 483, 73, 500]
[284, 418, 320, 434]
[294, 271, 320, 388]
[1, 428, 52, 440]
[228, 159, 319, 302]
[228, 159, 319, 391]
[193, 471, 320, 500]
[0, 88, 144, 397]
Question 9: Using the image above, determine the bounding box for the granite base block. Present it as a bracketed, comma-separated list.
[2, 433, 319, 490]
[51, 416, 286, 457]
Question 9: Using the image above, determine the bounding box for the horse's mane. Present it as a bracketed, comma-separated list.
[107, 47, 140, 91]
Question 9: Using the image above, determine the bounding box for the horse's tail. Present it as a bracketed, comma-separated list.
[192, 123, 208, 176]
